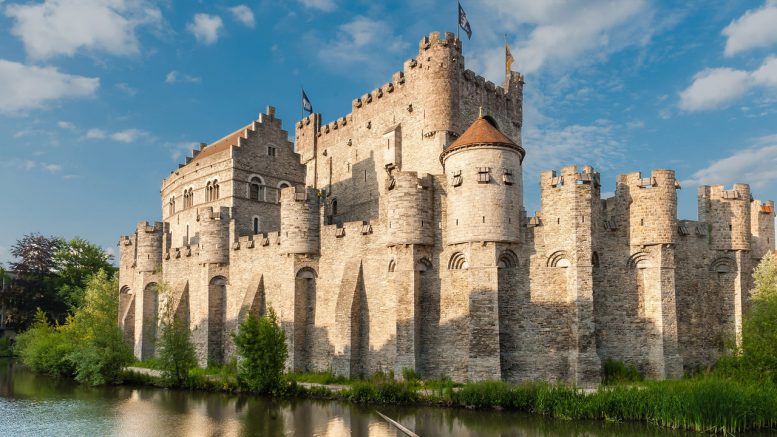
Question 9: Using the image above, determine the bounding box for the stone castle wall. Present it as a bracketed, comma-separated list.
[118, 31, 775, 385]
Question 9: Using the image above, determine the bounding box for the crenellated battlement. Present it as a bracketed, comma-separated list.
[698, 184, 752, 251]
[540, 165, 600, 189]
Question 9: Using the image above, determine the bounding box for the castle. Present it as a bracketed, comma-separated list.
[118, 31, 775, 386]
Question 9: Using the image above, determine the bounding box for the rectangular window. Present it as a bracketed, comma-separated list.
[503, 169, 514, 185]
[268, 146, 277, 157]
[477, 167, 490, 183]
[452, 170, 463, 187]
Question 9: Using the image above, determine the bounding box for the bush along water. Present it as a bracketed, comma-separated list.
[232, 307, 288, 394]
[14, 271, 134, 385]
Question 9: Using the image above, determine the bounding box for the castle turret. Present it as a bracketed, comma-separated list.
[281, 186, 320, 254]
[617, 170, 679, 246]
[295, 113, 321, 188]
[441, 115, 524, 245]
[198, 207, 230, 264]
[416, 32, 461, 152]
[135, 221, 164, 272]
[386, 172, 434, 246]
[699, 184, 751, 251]
[751, 200, 775, 259]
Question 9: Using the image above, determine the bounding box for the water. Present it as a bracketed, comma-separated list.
[0, 359, 737, 436]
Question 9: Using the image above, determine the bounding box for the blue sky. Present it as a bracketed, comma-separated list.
[0, 0, 776, 265]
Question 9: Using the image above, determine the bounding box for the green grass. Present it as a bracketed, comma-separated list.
[289, 371, 352, 385]
[440, 377, 777, 434]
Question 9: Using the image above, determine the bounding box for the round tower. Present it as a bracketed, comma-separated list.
[440, 115, 525, 245]
[281, 186, 320, 254]
[136, 221, 164, 272]
[620, 170, 678, 246]
[386, 171, 434, 246]
[199, 207, 229, 264]
[410, 31, 462, 172]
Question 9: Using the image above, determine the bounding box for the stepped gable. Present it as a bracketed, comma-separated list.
[440, 115, 525, 162]
[191, 123, 252, 163]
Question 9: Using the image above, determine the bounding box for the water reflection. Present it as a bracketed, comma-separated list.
[0, 359, 728, 436]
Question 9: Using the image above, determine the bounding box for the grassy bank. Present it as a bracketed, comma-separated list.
[121, 364, 777, 435]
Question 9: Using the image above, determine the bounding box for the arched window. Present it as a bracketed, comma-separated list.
[213, 180, 220, 200]
[250, 177, 265, 201]
[277, 181, 291, 203]
[332, 198, 338, 216]
[183, 188, 193, 208]
[206, 181, 212, 202]
[448, 252, 468, 270]
[252, 217, 260, 234]
[497, 250, 519, 268]
[168, 196, 175, 216]
[388, 259, 396, 272]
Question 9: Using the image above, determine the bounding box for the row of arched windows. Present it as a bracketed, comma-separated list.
[386, 250, 520, 273]
[167, 176, 293, 217]
[248, 175, 291, 203]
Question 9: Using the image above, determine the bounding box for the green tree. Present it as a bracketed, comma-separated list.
[16, 272, 134, 385]
[738, 252, 777, 382]
[233, 307, 288, 393]
[65, 270, 134, 385]
[54, 237, 117, 309]
[157, 284, 197, 386]
[7, 234, 65, 328]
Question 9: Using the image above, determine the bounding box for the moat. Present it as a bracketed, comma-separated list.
[1, 359, 754, 437]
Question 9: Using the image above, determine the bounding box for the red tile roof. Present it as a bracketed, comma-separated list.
[191, 123, 251, 163]
[440, 116, 525, 162]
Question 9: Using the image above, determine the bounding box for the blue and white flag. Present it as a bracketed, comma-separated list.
[302, 88, 313, 114]
[458, 2, 472, 40]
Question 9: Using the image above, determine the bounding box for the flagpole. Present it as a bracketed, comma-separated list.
[300, 87, 304, 122]
[456, 1, 459, 41]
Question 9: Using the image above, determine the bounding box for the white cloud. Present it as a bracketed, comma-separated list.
[116, 82, 137, 95]
[9, 159, 63, 174]
[165, 70, 201, 84]
[42, 163, 62, 173]
[476, 0, 650, 76]
[229, 5, 254, 28]
[524, 120, 624, 178]
[85, 127, 149, 142]
[166, 141, 199, 161]
[299, 0, 335, 12]
[5, 0, 162, 60]
[187, 13, 223, 45]
[679, 57, 777, 112]
[722, 1, 777, 56]
[315, 16, 407, 75]
[679, 68, 752, 111]
[684, 134, 777, 191]
[86, 128, 106, 139]
[57, 120, 75, 130]
[111, 128, 148, 143]
[0, 60, 98, 114]
[752, 56, 777, 87]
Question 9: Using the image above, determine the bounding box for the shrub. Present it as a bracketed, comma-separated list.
[158, 317, 197, 386]
[65, 271, 135, 385]
[157, 284, 197, 387]
[14, 308, 75, 376]
[232, 307, 288, 394]
[602, 359, 643, 385]
[347, 379, 417, 404]
[14, 271, 134, 385]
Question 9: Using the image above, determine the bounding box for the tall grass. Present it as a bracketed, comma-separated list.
[446, 377, 777, 434]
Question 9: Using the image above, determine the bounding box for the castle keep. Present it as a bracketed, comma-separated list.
[119, 32, 775, 386]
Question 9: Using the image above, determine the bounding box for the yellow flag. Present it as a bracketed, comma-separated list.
[505, 39, 514, 78]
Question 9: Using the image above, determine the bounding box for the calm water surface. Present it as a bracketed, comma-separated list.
[0, 359, 763, 437]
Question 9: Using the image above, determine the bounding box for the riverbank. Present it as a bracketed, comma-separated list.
[120, 366, 777, 435]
